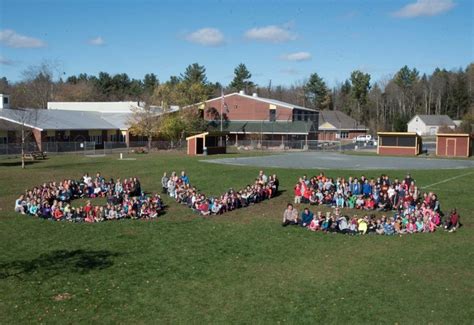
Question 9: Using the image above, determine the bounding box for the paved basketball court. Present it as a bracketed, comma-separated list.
[204, 152, 474, 170]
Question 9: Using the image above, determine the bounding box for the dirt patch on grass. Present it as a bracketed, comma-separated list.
[53, 293, 73, 301]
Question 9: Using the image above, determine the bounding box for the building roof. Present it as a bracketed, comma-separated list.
[99, 113, 133, 130]
[207, 121, 317, 134]
[0, 106, 180, 131]
[197, 92, 317, 113]
[0, 108, 120, 131]
[186, 131, 228, 140]
[411, 115, 455, 126]
[318, 110, 367, 130]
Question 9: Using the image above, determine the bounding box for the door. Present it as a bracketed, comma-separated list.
[446, 139, 455, 156]
[196, 137, 204, 154]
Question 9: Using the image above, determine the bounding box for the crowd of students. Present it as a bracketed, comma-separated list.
[14, 173, 165, 222]
[286, 172, 462, 234]
[282, 204, 461, 234]
[161, 170, 279, 215]
[293, 172, 440, 212]
[14, 170, 462, 232]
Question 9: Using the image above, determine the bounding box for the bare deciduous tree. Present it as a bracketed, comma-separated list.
[8, 108, 40, 169]
[19, 60, 63, 108]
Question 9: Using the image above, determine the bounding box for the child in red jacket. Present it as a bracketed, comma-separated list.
[445, 209, 460, 232]
[294, 183, 302, 204]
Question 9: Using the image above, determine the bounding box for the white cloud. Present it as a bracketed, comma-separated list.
[89, 36, 105, 46]
[281, 51, 312, 61]
[244, 25, 297, 43]
[0, 29, 46, 48]
[185, 28, 225, 46]
[393, 0, 455, 18]
[0, 55, 14, 65]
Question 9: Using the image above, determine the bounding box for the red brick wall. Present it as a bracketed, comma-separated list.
[436, 136, 471, 157]
[187, 138, 196, 156]
[204, 94, 293, 121]
[319, 131, 336, 141]
[378, 147, 418, 156]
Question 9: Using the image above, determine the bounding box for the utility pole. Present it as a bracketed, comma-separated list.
[220, 88, 224, 132]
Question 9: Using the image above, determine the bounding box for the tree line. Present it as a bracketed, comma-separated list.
[1, 61, 473, 134]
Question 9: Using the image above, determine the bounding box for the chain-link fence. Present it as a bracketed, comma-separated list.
[0, 141, 187, 156]
[0, 139, 341, 156]
[227, 140, 342, 152]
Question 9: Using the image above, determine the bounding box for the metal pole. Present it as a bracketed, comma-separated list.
[220, 89, 224, 132]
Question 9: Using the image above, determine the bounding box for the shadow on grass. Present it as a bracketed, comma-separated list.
[0, 160, 43, 167]
[273, 189, 285, 198]
[0, 249, 122, 280]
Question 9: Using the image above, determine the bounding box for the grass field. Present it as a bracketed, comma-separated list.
[0, 152, 473, 323]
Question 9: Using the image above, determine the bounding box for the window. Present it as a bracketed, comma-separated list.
[340, 131, 349, 139]
[3, 97, 8, 104]
[110, 134, 125, 142]
[380, 136, 416, 147]
[205, 136, 218, 147]
[90, 135, 103, 144]
[269, 109, 276, 122]
[398, 136, 416, 147]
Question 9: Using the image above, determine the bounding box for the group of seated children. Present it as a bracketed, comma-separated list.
[293, 172, 441, 214]
[14, 173, 165, 222]
[283, 204, 461, 234]
[161, 170, 279, 215]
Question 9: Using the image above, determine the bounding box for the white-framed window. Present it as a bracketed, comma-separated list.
[340, 131, 349, 139]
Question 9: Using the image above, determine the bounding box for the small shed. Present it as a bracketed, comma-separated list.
[186, 132, 227, 156]
[436, 133, 472, 157]
[377, 132, 422, 156]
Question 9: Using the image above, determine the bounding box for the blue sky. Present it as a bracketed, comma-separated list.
[0, 0, 472, 87]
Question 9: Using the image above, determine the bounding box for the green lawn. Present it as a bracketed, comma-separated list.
[0, 152, 473, 324]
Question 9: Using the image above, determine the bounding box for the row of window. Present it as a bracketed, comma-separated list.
[42, 135, 126, 143]
[336, 132, 349, 139]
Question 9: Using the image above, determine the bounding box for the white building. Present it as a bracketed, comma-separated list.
[407, 115, 455, 136]
[47, 101, 142, 113]
[0, 94, 10, 109]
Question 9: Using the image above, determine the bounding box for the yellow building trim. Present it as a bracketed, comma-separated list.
[186, 132, 209, 140]
[436, 133, 470, 137]
[88, 130, 102, 136]
[377, 132, 419, 136]
[319, 122, 336, 130]
[378, 145, 417, 149]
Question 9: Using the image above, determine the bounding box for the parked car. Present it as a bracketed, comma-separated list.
[353, 135, 372, 143]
